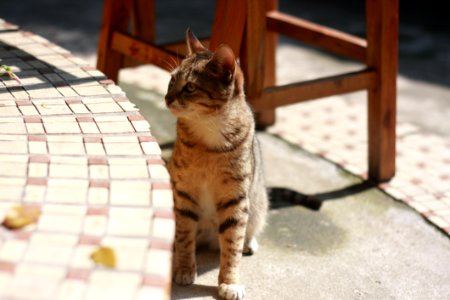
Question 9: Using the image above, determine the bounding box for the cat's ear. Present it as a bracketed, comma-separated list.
[211, 44, 236, 82]
[186, 29, 206, 55]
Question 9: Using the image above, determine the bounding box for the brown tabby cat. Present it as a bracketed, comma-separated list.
[165, 30, 268, 300]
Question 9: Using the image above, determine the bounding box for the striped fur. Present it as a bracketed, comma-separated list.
[166, 30, 268, 300]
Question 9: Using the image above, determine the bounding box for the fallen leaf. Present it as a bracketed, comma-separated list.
[2, 205, 41, 230]
[90, 246, 117, 268]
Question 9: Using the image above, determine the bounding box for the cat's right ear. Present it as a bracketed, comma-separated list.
[186, 29, 206, 56]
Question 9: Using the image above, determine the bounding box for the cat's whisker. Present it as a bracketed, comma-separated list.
[169, 55, 179, 69]
[162, 59, 176, 72]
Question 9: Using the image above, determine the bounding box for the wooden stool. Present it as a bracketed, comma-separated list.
[241, 0, 398, 182]
[96, 0, 247, 82]
[96, 0, 398, 183]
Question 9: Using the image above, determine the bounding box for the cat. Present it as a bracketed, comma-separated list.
[165, 29, 268, 300]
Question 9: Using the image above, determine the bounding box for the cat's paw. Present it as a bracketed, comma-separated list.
[218, 283, 246, 300]
[174, 267, 196, 286]
[243, 237, 258, 256]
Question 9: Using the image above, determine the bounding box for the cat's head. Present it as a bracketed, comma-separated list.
[165, 29, 244, 119]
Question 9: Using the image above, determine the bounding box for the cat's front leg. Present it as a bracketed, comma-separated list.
[216, 196, 249, 300]
[173, 193, 199, 285]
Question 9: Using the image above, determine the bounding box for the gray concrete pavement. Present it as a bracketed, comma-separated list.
[121, 78, 450, 300]
[171, 133, 450, 300]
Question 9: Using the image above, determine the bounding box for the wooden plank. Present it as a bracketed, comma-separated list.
[111, 32, 179, 71]
[160, 38, 210, 56]
[241, 0, 265, 99]
[125, 0, 156, 68]
[267, 11, 367, 62]
[366, 0, 398, 182]
[264, 0, 278, 89]
[122, 39, 211, 68]
[254, 0, 278, 128]
[131, 0, 155, 42]
[240, 0, 275, 128]
[251, 69, 376, 111]
[210, 0, 247, 54]
[96, 0, 132, 82]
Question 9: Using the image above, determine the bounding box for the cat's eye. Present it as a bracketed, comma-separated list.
[185, 82, 196, 93]
[168, 77, 175, 89]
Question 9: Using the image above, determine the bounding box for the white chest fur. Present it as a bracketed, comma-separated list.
[196, 182, 219, 248]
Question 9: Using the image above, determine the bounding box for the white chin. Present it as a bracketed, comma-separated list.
[168, 106, 183, 116]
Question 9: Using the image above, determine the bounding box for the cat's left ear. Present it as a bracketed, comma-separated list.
[211, 44, 236, 82]
[186, 29, 206, 55]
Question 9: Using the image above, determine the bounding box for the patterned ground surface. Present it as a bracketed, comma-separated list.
[0, 21, 174, 300]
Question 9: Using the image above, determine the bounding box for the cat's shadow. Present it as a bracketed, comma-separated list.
[171, 248, 221, 299]
[171, 283, 219, 300]
[170, 182, 375, 299]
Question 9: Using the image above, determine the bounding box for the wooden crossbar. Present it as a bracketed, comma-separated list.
[267, 11, 367, 62]
[160, 38, 210, 57]
[111, 31, 179, 71]
[112, 33, 214, 70]
[250, 69, 376, 112]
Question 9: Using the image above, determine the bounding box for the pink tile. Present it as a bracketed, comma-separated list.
[128, 115, 145, 121]
[147, 159, 165, 165]
[99, 79, 114, 85]
[82, 66, 97, 71]
[114, 97, 128, 102]
[152, 182, 171, 190]
[78, 236, 102, 246]
[138, 136, 156, 143]
[16, 101, 33, 106]
[24, 116, 42, 123]
[89, 180, 110, 189]
[88, 158, 108, 165]
[87, 207, 109, 216]
[28, 135, 46, 142]
[149, 241, 173, 251]
[66, 268, 91, 281]
[77, 117, 94, 123]
[27, 178, 47, 186]
[66, 99, 83, 105]
[142, 274, 166, 287]
[29, 155, 50, 163]
[83, 137, 102, 143]
[153, 210, 175, 220]
[0, 261, 16, 273]
[13, 231, 33, 241]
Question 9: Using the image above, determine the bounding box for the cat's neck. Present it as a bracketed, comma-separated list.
[177, 95, 253, 150]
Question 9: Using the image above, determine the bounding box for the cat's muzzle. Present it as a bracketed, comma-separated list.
[165, 96, 176, 106]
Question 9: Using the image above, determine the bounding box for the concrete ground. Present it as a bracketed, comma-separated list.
[2, 0, 450, 299]
[121, 68, 450, 299]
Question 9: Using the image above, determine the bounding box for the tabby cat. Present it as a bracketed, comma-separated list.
[165, 30, 268, 300]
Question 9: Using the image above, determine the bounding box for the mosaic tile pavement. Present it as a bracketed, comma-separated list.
[268, 96, 450, 236]
[0, 27, 173, 299]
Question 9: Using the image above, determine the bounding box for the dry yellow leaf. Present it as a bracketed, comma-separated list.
[2, 205, 41, 230]
[90, 246, 117, 268]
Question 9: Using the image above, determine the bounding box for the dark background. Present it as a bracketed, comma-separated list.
[1, 0, 449, 86]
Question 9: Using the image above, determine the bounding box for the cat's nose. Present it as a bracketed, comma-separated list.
[165, 95, 175, 106]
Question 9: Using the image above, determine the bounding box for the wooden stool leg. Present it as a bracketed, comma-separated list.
[257, 0, 278, 129]
[131, 0, 155, 42]
[366, 0, 398, 182]
[97, 0, 133, 83]
[124, 0, 156, 67]
[210, 0, 246, 53]
[240, 0, 267, 128]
